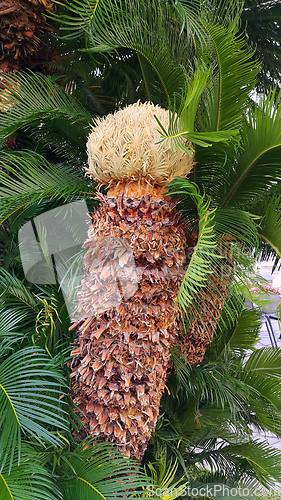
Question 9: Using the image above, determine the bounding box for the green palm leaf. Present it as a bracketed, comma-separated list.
[250, 194, 281, 262]
[59, 440, 156, 499]
[0, 308, 28, 343]
[0, 151, 91, 224]
[240, 0, 281, 93]
[214, 308, 261, 356]
[154, 65, 239, 153]
[0, 347, 68, 472]
[167, 179, 219, 318]
[221, 440, 281, 486]
[243, 347, 281, 379]
[222, 87, 281, 207]
[0, 72, 91, 145]
[240, 348, 281, 418]
[202, 23, 260, 131]
[0, 270, 41, 340]
[26, 118, 88, 168]
[213, 208, 259, 246]
[54, 0, 188, 101]
[177, 0, 243, 29]
[0, 444, 60, 500]
[0, 268, 37, 310]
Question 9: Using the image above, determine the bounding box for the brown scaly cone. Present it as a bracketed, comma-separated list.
[68, 102, 225, 461]
[179, 268, 231, 365]
[0, 0, 56, 149]
[69, 182, 192, 461]
[0, 0, 55, 73]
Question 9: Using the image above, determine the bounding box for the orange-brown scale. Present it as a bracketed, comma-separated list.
[69, 190, 187, 461]
[69, 187, 228, 460]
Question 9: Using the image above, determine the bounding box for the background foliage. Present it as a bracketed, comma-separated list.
[1, 0, 281, 499]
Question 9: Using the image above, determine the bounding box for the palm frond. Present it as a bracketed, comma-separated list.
[167, 350, 250, 432]
[0, 269, 40, 339]
[0, 268, 37, 310]
[243, 347, 281, 380]
[240, 0, 281, 93]
[239, 347, 281, 427]
[0, 72, 92, 145]
[0, 151, 92, 224]
[210, 307, 262, 356]
[155, 66, 239, 153]
[0, 308, 29, 342]
[0, 346, 68, 472]
[25, 119, 88, 169]
[177, 0, 243, 31]
[0, 443, 60, 500]
[222, 87, 281, 207]
[221, 440, 281, 487]
[213, 208, 259, 246]
[59, 439, 156, 499]
[167, 179, 219, 319]
[54, 0, 189, 101]
[201, 23, 260, 131]
[249, 194, 281, 264]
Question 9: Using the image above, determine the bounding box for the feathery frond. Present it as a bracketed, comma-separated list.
[250, 193, 281, 264]
[201, 23, 260, 131]
[168, 178, 219, 318]
[0, 347, 68, 472]
[0, 151, 92, 224]
[213, 209, 259, 246]
[211, 307, 262, 356]
[0, 443, 60, 500]
[220, 440, 281, 487]
[0, 72, 92, 145]
[222, 87, 281, 207]
[53, 0, 189, 101]
[59, 439, 155, 499]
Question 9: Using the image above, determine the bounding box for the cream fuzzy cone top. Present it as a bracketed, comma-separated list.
[86, 101, 193, 186]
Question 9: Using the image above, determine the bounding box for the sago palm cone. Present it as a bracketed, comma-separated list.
[0, 0, 54, 73]
[69, 101, 225, 461]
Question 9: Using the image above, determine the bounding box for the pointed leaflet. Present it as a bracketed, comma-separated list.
[54, 0, 188, 101]
[0, 269, 38, 326]
[167, 179, 221, 323]
[59, 440, 156, 500]
[201, 23, 259, 131]
[0, 72, 91, 145]
[213, 208, 259, 246]
[155, 65, 238, 154]
[155, 65, 239, 153]
[248, 194, 281, 262]
[220, 440, 281, 487]
[0, 347, 68, 472]
[0, 444, 60, 500]
[213, 308, 261, 356]
[243, 347, 281, 380]
[0, 151, 90, 225]
[222, 88, 281, 207]
[0, 308, 28, 341]
[240, 347, 281, 416]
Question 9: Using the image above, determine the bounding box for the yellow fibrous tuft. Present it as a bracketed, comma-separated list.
[86, 101, 194, 186]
